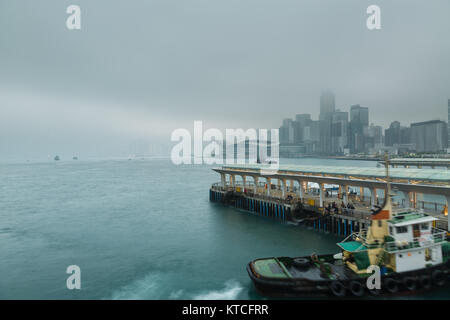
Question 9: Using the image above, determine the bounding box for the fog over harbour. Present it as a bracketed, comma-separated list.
[1, 0, 449, 159]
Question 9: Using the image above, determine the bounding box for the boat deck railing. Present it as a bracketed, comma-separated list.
[384, 228, 447, 253]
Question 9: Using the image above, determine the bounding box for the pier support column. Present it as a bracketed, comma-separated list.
[319, 183, 324, 207]
[370, 188, 377, 207]
[266, 178, 271, 196]
[412, 192, 417, 208]
[401, 191, 411, 208]
[298, 180, 305, 200]
[360, 187, 364, 201]
[342, 185, 349, 206]
[230, 174, 235, 188]
[221, 173, 226, 188]
[281, 179, 287, 199]
[253, 176, 259, 194]
[445, 196, 449, 232]
[290, 180, 294, 193]
[242, 175, 247, 190]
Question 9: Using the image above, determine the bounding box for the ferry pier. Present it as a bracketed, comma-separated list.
[210, 164, 450, 235]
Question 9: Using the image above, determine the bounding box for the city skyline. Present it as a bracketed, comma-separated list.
[279, 92, 449, 156]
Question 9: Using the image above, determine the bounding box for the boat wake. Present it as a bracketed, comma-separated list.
[109, 273, 243, 300]
[192, 280, 243, 300]
[110, 272, 165, 300]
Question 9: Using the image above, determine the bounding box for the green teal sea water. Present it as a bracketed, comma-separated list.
[0, 158, 448, 299]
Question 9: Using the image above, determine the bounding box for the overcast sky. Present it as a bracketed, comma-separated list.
[1, 0, 449, 159]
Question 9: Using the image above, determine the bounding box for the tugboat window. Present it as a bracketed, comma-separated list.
[421, 223, 429, 230]
[396, 226, 408, 234]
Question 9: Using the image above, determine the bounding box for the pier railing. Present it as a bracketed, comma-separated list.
[210, 182, 448, 228]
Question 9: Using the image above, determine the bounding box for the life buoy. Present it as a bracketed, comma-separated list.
[293, 258, 310, 269]
[384, 278, 399, 293]
[420, 275, 432, 290]
[431, 270, 446, 287]
[402, 277, 416, 291]
[349, 280, 365, 297]
[329, 281, 346, 297]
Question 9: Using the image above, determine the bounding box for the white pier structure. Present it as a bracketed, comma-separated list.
[212, 164, 450, 230]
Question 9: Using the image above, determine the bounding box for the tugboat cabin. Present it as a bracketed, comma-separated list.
[385, 210, 443, 273]
[337, 209, 447, 275]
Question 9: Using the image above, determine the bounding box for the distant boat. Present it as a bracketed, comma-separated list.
[54, 155, 60, 161]
[72, 156, 78, 160]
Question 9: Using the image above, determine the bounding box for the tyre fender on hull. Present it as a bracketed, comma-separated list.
[329, 281, 346, 297]
[402, 277, 416, 291]
[383, 278, 399, 294]
[431, 269, 446, 287]
[420, 275, 432, 290]
[349, 280, 365, 297]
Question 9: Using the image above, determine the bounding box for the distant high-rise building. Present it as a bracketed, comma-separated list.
[279, 118, 295, 145]
[294, 114, 312, 143]
[350, 105, 369, 126]
[410, 120, 448, 152]
[319, 91, 335, 118]
[349, 104, 369, 153]
[331, 111, 348, 154]
[448, 99, 450, 149]
[318, 91, 335, 153]
[385, 121, 401, 146]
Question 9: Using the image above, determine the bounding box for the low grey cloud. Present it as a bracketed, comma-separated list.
[1, 0, 449, 158]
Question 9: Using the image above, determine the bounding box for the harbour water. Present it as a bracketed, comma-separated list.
[0, 158, 448, 299]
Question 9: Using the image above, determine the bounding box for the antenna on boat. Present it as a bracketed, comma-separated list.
[383, 152, 393, 217]
[384, 152, 391, 194]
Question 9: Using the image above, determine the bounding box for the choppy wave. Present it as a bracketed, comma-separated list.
[192, 280, 243, 300]
[110, 272, 171, 300]
[109, 273, 243, 300]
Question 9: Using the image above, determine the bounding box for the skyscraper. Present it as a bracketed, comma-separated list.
[410, 120, 448, 152]
[349, 105, 369, 153]
[448, 99, 450, 150]
[319, 91, 335, 153]
[331, 111, 348, 154]
[319, 91, 335, 118]
[350, 105, 369, 126]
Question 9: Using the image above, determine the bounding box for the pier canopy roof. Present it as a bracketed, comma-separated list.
[218, 164, 450, 184]
[214, 164, 450, 196]
[384, 158, 450, 167]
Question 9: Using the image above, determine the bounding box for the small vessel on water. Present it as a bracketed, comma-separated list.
[54, 155, 60, 161]
[247, 156, 449, 297]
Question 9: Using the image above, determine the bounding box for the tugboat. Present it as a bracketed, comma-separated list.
[247, 157, 449, 297]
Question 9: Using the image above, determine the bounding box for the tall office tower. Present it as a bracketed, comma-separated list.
[350, 104, 369, 126]
[410, 120, 448, 152]
[319, 91, 335, 118]
[294, 114, 312, 144]
[279, 118, 295, 145]
[384, 121, 401, 146]
[349, 104, 369, 153]
[319, 91, 335, 154]
[448, 99, 450, 149]
[331, 111, 349, 154]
